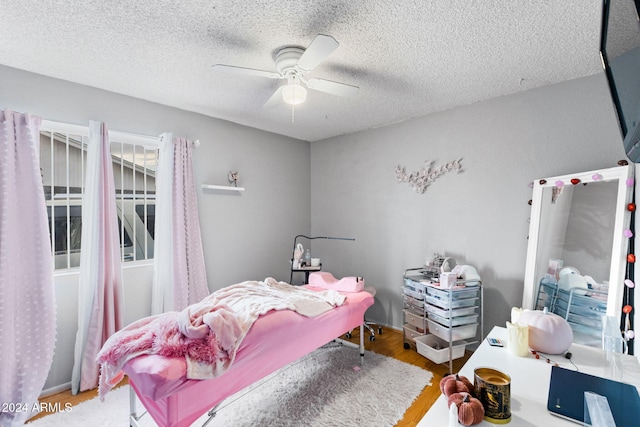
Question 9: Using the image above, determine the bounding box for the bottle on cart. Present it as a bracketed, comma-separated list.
[305, 249, 311, 267]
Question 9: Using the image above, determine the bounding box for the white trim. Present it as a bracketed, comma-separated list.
[41, 119, 161, 148]
[39, 381, 71, 398]
[110, 130, 161, 148]
[40, 119, 88, 137]
[122, 259, 154, 269]
[52, 267, 80, 277]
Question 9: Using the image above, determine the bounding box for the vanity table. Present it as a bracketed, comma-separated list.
[417, 326, 640, 426]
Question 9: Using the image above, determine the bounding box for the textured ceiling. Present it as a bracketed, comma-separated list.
[0, 1, 606, 141]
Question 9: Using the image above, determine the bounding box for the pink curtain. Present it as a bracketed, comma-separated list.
[0, 111, 56, 426]
[71, 121, 124, 394]
[172, 137, 209, 309]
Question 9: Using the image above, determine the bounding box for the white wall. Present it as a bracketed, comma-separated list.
[1, 64, 311, 391]
[44, 263, 154, 391]
[309, 73, 629, 335]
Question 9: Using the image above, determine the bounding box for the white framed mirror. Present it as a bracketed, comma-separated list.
[522, 165, 634, 347]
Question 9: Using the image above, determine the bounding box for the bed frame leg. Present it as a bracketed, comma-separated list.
[332, 323, 366, 365]
[129, 385, 147, 427]
[359, 323, 365, 364]
[200, 403, 221, 427]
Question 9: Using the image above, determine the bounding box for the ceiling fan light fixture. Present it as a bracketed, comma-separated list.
[282, 82, 307, 105]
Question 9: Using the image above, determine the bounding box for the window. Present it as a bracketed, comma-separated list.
[111, 140, 158, 262]
[40, 126, 159, 269]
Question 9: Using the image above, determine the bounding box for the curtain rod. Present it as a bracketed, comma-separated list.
[41, 119, 200, 149]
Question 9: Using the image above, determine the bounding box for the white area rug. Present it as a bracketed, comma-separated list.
[29, 343, 433, 427]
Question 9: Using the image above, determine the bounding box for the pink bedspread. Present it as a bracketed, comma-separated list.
[123, 288, 373, 427]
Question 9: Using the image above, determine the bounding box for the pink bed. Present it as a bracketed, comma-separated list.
[122, 287, 374, 427]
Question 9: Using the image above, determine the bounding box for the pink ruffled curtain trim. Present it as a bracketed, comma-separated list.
[0, 110, 56, 426]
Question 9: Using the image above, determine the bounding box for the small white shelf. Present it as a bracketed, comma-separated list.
[202, 184, 245, 192]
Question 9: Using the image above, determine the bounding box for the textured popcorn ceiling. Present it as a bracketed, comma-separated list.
[0, 1, 606, 141]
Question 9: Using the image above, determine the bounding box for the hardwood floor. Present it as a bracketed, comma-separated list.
[26, 378, 129, 423]
[28, 327, 471, 426]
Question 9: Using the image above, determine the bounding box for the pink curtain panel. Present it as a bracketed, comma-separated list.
[73, 121, 124, 393]
[172, 137, 209, 310]
[0, 110, 56, 426]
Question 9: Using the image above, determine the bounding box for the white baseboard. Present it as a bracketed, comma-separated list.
[40, 382, 71, 398]
[366, 321, 401, 332]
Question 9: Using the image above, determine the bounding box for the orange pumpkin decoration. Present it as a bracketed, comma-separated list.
[439, 373, 474, 397]
[448, 392, 485, 426]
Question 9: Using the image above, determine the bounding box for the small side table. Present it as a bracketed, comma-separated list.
[290, 264, 322, 284]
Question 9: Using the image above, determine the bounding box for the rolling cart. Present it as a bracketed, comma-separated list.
[402, 262, 483, 374]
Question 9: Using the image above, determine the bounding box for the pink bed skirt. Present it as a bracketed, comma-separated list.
[123, 288, 374, 427]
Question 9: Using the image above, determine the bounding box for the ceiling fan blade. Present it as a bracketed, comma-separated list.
[213, 64, 281, 79]
[306, 78, 359, 97]
[296, 34, 339, 72]
[263, 86, 284, 109]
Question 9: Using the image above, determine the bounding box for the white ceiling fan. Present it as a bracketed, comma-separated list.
[213, 34, 359, 108]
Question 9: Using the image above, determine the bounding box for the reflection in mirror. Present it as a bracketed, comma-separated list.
[523, 165, 633, 347]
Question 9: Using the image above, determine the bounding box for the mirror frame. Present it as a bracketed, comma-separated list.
[522, 165, 634, 322]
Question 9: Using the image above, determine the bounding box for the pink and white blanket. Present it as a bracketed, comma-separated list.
[96, 278, 345, 399]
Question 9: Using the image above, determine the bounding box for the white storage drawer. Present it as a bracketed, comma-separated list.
[427, 286, 479, 300]
[425, 294, 478, 310]
[404, 278, 427, 293]
[415, 334, 467, 364]
[404, 309, 426, 330]
[425, 303, 476, 319]
[404, 304, 423, 317]
[403, 324, 425, 342]
[567, 313, 602, 328]
[403, 287, 424, 300]
[427, 312, 478, 327]
[404, 294, 423, 310]
[427, 318, 478, 341]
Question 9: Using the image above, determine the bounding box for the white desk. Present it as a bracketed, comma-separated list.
[418, 326, 640, 426]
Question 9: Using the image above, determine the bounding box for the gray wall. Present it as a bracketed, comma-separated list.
[309, 73, 628, 335]
[0, 64, 310, 391]
[0, 64, 310, 287]
[1, 64, 630, 390]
